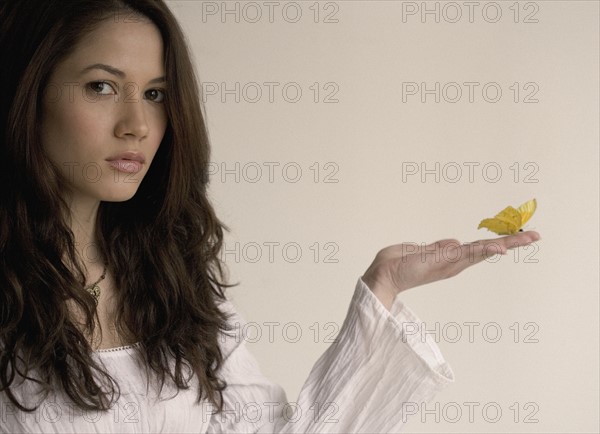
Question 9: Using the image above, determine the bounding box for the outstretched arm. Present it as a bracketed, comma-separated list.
[207, 230, 541, 433]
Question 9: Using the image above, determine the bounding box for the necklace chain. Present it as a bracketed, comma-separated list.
[84, 262, 107, 304]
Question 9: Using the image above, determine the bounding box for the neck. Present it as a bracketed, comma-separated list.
[67, 194, 103, 271]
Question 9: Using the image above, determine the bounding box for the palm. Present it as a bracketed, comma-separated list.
[362, 231, 541, 309]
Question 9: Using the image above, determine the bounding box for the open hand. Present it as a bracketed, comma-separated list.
[362, 231, 541, 310]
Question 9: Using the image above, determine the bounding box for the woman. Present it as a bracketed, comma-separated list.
[0, 0, 540, 432]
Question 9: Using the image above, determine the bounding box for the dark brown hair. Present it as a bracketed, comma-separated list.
[0, 0, 234, 413]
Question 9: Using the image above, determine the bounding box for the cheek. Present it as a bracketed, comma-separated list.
[41, 103, 69, 164]
[152, 108, 168, 137]
[42, 100, 106, 163]
[148, 112, 168, 157]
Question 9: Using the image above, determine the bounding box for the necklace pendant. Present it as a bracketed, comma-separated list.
[87, 285, 101, 304]
[83, 262, 106, 305]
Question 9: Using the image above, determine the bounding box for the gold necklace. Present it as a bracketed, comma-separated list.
[84, 263, 107, 305]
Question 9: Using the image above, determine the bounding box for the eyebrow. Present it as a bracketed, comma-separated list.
[79, 63, 166, 84]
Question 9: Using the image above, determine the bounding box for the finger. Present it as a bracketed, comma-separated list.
[490, 233, 540, 253]
[397, 231, 541, 290]
[458, 234, 538, 267]
[463, 231, 540, 252]
[504, 231, 541, 249]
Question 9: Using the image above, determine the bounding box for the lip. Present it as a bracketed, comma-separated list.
[106, 160, 143, 173]
[106, 151, 146, 164]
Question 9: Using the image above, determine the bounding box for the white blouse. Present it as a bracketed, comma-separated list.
[0, 277, 454, 433]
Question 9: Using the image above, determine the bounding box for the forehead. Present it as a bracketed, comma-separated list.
[57, 18, 165, 78]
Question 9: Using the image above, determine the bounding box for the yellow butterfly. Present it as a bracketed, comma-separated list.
[477, 198, 537, 235]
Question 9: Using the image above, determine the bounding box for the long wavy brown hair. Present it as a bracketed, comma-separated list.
[0, 0, 234, 413]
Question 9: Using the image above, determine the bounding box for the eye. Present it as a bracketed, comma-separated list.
[146, 89, 166, 103]
[86, 81, 116, 95]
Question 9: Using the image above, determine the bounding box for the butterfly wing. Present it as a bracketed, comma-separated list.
[478, 205, 521, 235]
[478, 218, 517, 235]
[517, 198, 537, 227]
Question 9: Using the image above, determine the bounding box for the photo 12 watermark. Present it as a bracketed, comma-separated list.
[399, 320, 540, 344]
[201, 81, 340, 104]
[401, 82, 539, 103]
[208, 161, 340, 184]
[400, 1, 540, 24]
[220, 241, 340, 264]
[401, 161, 540, 184]
[202, 400, 340, 424]
[200, 2, 341, 24]
[397, 240, 540, 265]
[1, 400, 141, 425]
[222, 320, 341, 345]
[401, 400, 540, 424]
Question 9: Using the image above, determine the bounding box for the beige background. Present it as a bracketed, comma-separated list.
[167, 1, 599, 432]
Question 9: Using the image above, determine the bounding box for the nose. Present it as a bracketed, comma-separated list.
[114, 86, 150, 139]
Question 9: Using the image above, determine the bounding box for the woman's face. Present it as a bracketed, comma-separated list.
[41, 17, 168, 204]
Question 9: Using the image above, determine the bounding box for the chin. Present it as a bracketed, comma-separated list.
[101, 189, 140, 203]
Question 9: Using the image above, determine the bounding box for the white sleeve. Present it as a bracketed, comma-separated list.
[206, 277, 455, 433]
